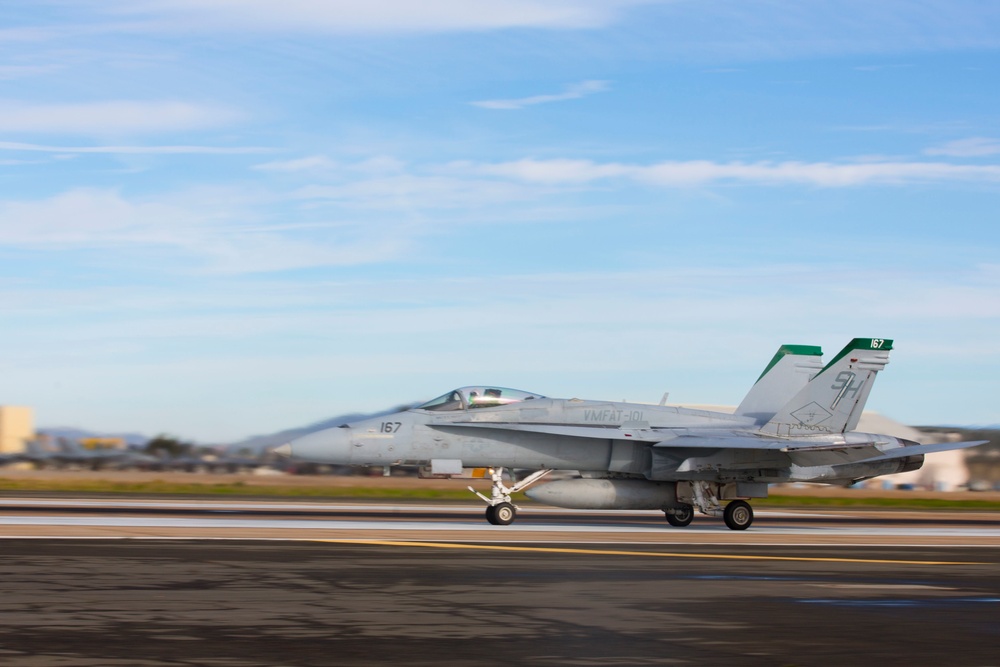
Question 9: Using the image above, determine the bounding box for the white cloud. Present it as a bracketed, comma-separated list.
[4, 152, 998, 278]
[293, 173, 544, 211]
[7, 264, 998, 344]
[252, 155, 339, 172]
[0, 141, 270, 154]
[353, 156, 407, 174]
[11, 0, 1000, 62]
[925, 137, 1000, 157]
[0, 187, 410, 273]
[1, 255, 997, 440]
[643, 0, 1000, 60]
[5, 263, 998, 437]
[252, 156, 406, 174]
[0, 158, 45, 166]
[0, 188, 182, 245]
[472, 80, 611, 110]
[0, 100, 242, 136]
[101, 0, 647, 34]
[0, 64, 63, 79]
[457, 158, 629, 183]
[466, 158, 1000, 187]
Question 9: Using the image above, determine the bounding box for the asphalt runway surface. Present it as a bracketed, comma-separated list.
[1, 499, 998, 666]
[0, 497, 998, 545]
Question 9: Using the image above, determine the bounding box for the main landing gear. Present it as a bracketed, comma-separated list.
[664, 504, 694, 527]
[665, 482, 756, 531]
[664, 499, 754, 530]
[723, 500, 753, 531]
[470, 467, 552, 526]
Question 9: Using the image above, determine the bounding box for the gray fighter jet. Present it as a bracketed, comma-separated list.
[282, 338, 987, 530]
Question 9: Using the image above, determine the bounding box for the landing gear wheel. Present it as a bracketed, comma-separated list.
[665, 505, 694, 527]
[723, 500, 753, 530]
[493, 502, 516, 526]
[470, 468, 551, 527]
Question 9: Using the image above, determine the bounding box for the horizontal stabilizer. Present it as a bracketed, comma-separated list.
[855, 440, 988, 464]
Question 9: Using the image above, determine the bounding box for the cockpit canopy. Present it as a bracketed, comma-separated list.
[416, 387, 545, 412]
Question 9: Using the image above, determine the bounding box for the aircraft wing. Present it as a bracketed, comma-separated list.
[651, 433, 890, 452]
[431, 422, 665, 442]
[434, 422, 880, 451]
[434, 423, 989, 458]
[654, 435, 994, 461]
[853, 440, 988, 463]
[435, 423, 883, 452]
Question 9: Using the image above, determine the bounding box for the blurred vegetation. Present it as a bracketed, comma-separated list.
[759, 495, 1000, 510]
[144, 434, 196, 458]
[0, 478, 491, 500]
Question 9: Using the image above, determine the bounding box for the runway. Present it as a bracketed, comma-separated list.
[1, 498, 998, 665]
[2, 538, 998, 666]
[0, 497, 997, 546]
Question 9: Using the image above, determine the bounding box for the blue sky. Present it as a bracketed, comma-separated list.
[2, 0, 998, 442]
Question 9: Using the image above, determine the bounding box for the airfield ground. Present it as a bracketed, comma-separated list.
[2, 470, 997, 666]
[1, 468, 999, 505]
[3, 538, 998, 667]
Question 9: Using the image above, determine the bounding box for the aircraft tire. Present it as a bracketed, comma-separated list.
[664, 505, 694, 527]
[485, 505, 499, 525]
[493, 502, 516, 526]
[723, 500, 753, 530]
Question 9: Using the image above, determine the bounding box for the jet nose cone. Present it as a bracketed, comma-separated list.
[286, 427, 353, 464]
[272, 443, 292, 457]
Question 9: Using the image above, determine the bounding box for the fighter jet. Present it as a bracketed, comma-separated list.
[22, 438, 157, 470]
[282, 338, 987, 530]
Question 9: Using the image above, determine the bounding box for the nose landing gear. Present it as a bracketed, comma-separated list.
[486, 502, 516, 525]
[470, 467, 552, 526]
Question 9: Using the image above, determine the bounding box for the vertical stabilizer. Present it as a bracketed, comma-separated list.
[760, 338, 892, 436]
[735, 344, 823, 424]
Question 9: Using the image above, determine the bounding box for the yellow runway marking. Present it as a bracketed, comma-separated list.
[312, 539, 988, 566]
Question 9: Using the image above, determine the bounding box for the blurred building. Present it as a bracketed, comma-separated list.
[0, 406, 35, 454]
[854, 417, 963, 491]
[79, 437, 126, 451]
[966, 449, 1000, 491]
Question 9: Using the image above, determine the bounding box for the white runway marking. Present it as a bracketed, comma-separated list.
[0, 514, 997, 538]
[0, 516, 668, 532]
